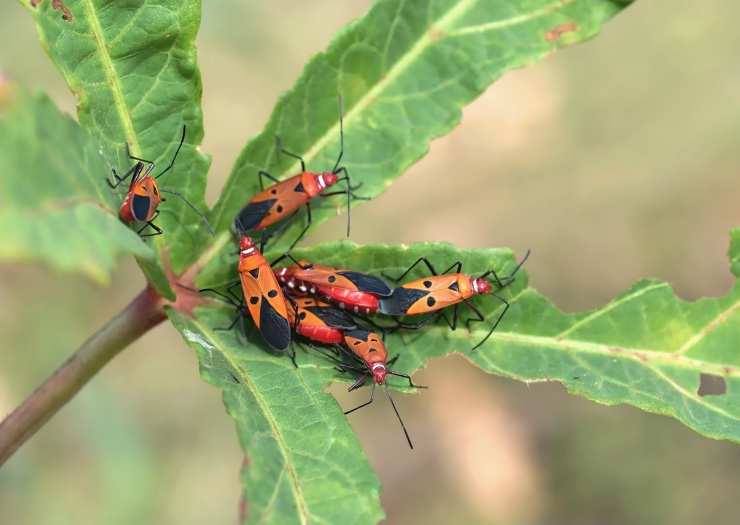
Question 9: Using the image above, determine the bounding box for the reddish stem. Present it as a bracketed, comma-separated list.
[0, 286, 167, 467]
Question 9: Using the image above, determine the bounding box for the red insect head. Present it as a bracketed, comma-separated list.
[371, 363, 387, 385]
[316, 172, 338, 190]
[239, 236, 256, 253]
[471, 277, 492, 295]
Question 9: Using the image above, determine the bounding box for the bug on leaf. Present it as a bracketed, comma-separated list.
[333, 327, 426, 449]
[274, 260, 393, 315]
[233, 96, 368, 249]
[378, 250, 530, 350]
[107, 126, 214, 237]
[286, 296, 358, 345]
[203, 229, 294, 357]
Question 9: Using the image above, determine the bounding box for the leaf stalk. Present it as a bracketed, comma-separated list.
[0, 286, 166, 467]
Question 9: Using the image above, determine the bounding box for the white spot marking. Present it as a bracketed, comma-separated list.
[183, 329, 214, 360]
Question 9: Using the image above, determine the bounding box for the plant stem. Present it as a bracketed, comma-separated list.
[0, 286, 166, 467]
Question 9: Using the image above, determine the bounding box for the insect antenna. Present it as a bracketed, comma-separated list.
[159, 188, 215, 237]
[480, 248, 531, 288]
[471, 294, 510, 351]
[384, 381, 413, 449]
[154, 125, 187, 180]
[331, 94, 344, 174]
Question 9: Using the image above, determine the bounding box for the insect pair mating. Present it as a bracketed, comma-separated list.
[204, 228, 528, 447]
[201, 234, 424, 449]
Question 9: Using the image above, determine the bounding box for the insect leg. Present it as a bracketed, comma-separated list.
[382, 257, 444, 282]
[138, 210, 163, 237]
[154, 125, 186, 180]
[344, 380, 375, 414]
[275, 135, 307, 173]
[107, 163, 140, 189]
[258, 170, 280, 191]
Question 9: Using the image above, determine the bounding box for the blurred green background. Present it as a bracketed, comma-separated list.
[3, 0, 740, 523]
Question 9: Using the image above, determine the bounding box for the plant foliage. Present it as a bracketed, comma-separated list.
[20, 0, 740, 524]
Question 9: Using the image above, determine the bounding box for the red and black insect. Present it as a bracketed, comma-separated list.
[332, 327, 426, 449]
[107, 126, 215, 237]
[208, 231, 293, 353]
[377, 250, 530, 350]
[274, 260, 393, 315]
[233, 96, 367, 249]
[286, 296, 358, 345]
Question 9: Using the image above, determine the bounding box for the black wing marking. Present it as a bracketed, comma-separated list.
[234, 199, 278, 231]
[377, 288, 429, 315]
[336, 271, 393, 296]
[343, 327, 373, 342]
[307, 305, 357, 330]
[131, 194, 151, 222]
[258, 298, 291, 351]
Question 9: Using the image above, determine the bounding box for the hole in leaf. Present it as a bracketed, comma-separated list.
[698, 373, 726, 397]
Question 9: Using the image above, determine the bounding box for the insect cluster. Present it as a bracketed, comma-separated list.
[108, 99, 528, 449]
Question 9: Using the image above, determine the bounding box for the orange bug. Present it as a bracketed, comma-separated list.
[233, 96, 368, 249]
[333, 327, 426, 449]
[377, 250, 530, 350]
[286, 296, 358, 345]
[211, 231, 294, 354]
[274, 260, 393, 315]
[107, 126, 214, 237]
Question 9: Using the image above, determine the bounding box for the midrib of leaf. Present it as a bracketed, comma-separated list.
[474, 280, 740, 376]
[446, 0, 576, 37]
[283, 0, 577, 177]
[205, 0, 579, 268]
[188, 317, 310, 523]
[462, 329, 740, 424]
[483, 331, 740, 376]
[23, 197, 111, 217]
[80, 0, 139, 154]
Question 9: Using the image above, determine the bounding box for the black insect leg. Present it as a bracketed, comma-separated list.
[138, 210, 163, 237]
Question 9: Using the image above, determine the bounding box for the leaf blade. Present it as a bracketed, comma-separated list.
[0, 86, 153, 284]
[168, 306, 385, 525]
[24, 0, 212, 287]
[208, 0, 633, 247]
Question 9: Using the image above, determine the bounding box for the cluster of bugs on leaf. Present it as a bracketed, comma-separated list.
[109, 98, 528, 449]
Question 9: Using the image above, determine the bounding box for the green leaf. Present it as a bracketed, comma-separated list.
[167, 306, 385, 525]
[296, 239, 740, 445]
[198, 0, 633, 287]
[0, 86, 153, 285]
[178, 234, 740, 523]
[22, 0, 212, 288]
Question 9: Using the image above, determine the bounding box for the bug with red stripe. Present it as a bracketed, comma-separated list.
[378, 250, 530, 350]
[233, 96, 368, 249]
[286, 296, 358, 345]
[107, 126, 215, 237]
[274, 260, 392, 315]
[331, 327, 426, 449]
